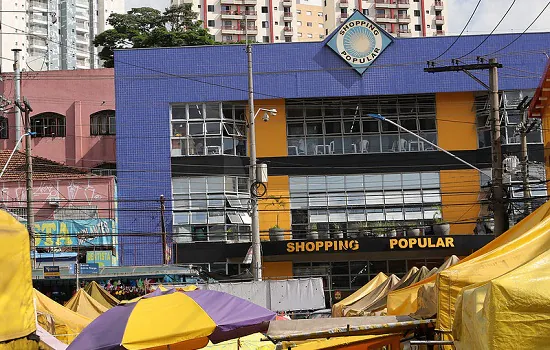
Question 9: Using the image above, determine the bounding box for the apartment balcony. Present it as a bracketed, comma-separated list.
[29, 1, 48, 11]
[433, 29, 445, 36]
[29, 26, 48, 36]
[340, 0, 349, 7]
[75, 0, 89, 8]
[29, 41, 48, 51]
[282, 0, 293, 6]
[283, 12, 293, 20]
[397, 28, 412, 37]
[397, 0, 410, 8]
[30, 14, 48, 25]
[221, 10, 257, 19]
[434, 0, 443, 10]
[375, 0, 409, 8]
[375, 13, 396, 23]
[221, 25, 258, 34]
[220, 0, 257, 4]
[397, 14, 411, 23]
[76, 50, 89, 58]
[283, 27, 294, 35]
[76, 36, 89, 45]
[435, 15, 444, 24]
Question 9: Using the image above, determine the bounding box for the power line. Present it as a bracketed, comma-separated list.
[432, 0, 483, 61]
[457, 0, 517, 59]
[483, 0, 550, 57]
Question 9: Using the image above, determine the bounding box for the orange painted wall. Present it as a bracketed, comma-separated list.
[253, 99, 288, 157]
[440, 169, 480, 235]
[258, 175, 292, 240]
[263, 261, 293, 280]
[436, 92, 477, 151]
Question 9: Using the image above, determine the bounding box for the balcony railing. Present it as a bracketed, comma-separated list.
[283, 27, 293, 34]
[341, 12, 349, 18]
[283, 12, 293, 18]
[435, 29, 445, 35]
[434, 0, 443, 8]
[398, 14, 410, 19]
[221, 10, 257, 16]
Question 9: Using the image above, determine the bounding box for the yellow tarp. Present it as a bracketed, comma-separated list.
[34, 289, 92, 344]
[453, 249, 550, 349]
[436, 212, 550, 336]
[332, 272, 387, 317]
[387, 200, 550, 316]
[83, 281, 119, 308]
[342, 275, 400, 317]
[0, 211, 35, 343]
[64, 289, 108, 319]
[280, 334, 401, 350]
[205, 333, 275, 349]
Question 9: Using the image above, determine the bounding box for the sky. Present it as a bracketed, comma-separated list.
[125, 0, 550, 36]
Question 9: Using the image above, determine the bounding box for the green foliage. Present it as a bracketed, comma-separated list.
[94, 5, 215, 68]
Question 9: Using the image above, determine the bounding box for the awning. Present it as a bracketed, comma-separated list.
[265, 316, 435, 342]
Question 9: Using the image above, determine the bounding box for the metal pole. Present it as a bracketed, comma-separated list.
[19, 99, 35, 268]
[160, 195, 167, 265]
[489, 58, 507, 236]
[520, 109, 531, 215]
[246, 17, 262, 281]
[367, 114, 492, 178]
[12, 49, 22, 150]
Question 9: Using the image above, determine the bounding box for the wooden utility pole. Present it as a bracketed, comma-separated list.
[160, 195, 167, 265]
[425, 58, 508, 235]
[517, 96, 534, 216]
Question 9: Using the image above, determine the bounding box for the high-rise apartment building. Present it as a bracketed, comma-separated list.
[0, 0, 124, 72]
[171, 0, 298, 43]
[172, 0, 447, 43]
[299, 0, 447, 40]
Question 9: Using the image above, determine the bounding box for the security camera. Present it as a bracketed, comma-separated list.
[262, 113, 270, 122]
[270, 109, 277, 116]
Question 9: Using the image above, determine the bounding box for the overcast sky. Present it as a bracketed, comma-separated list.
[125, 0, 550, 35]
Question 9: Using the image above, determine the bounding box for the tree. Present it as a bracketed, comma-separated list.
[94, 5, 214, 68]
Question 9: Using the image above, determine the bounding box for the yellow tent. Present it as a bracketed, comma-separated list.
[342, 275, 400, 317]
[64, 289, 108, 319]
[436, 212, 550, 337]
[332, 272, 387, 317]
[453, 248, 550, 349]
[34, 289, 92, 344]
[83, 281, 119, 308]
[0, 210, 36, 348]
[205, 333, 275, 349]
[387, 200, 550, 316]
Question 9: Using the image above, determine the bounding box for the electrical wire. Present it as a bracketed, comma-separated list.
[457, 0, 517, 60]
[432, 0, 483, 61]
[482, 0, 550, 57]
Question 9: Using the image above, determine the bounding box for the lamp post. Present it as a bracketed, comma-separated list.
[366, 114, 491, 178]
[248, 108, 277, 282]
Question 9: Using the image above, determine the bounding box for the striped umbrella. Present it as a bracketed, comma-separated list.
[67, 289, 276, 350]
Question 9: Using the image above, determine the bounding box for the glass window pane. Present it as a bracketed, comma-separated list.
[327, 175, 345, 191]
[423, 189, 441, 203]
[345, 175, 363, 191]
[343, 136, 361, 154]
[189, 123, 203, 135]
[222, 105, 234, 119]
[225, 177, 237, 192]
[223, 138, 235, 155]
[236, 138, 247, 156]
[306, 137, 325, 155]
[190, 178, 207, 193]
[172, 178, 189, 194]
[402, 173, 420, 189]
[364, 135, 381, 153]
[288, 138, 306, 155]
[343, 120, 360, 134]
[400, 118, 417, 131]
[191, 212, 208, 224]
[325, 120, 342, 134]
[379, 98, 397, 116]
[364, 175, 382, 191]
[288, 123, 305, 136]
[205, 122, 221, 135]
[417, 96, 435, 115]
[366, 191, 384, 205]
[309, 193, 328, 207]
[172, 106, 186, 120]
[207, 177, 224, 192]
[384, 191, 403, 204]
[290, 176, 308, 192]
[174, 212, 189, 225]
[188, 104, 203, 119]
[398, 97, 416, 115]
[421, 173, 440, 189]
[235, 105, 246, 120]
[325, 137, 343, 154]
[238, 177, 248, 193]
[287, 105, 304, 119]
[419, 117, 437, 131]
[306, 122, 323, 135]
[383, 174, 402, 190]
[206, 138, 222, 154]
[324, 104, 341, 117]
[362, 120, 380, 133]
[305, 106, 322, 117]
[205, 103, 221, 119]
[308, 176, 326, 192]
[403, 190, 422, 203]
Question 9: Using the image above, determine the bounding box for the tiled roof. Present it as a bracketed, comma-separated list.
[0, 151, 91, 181]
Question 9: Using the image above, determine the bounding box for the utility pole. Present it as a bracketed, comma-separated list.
[425, 58, 508, 236]
[517, 96, 533, 216]
[245, 15, 262, 281]
[15, 98, 34, 266]
[12, 49, 22, 150]
[488, 58, 507, 236]
[160, 195, 167, 265]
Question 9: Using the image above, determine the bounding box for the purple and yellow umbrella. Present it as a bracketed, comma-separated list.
[67, 289, 276, 350]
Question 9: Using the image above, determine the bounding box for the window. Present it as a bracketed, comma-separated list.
[286, 96, 437, 156]
[261, 6, 268, 13]
[297, 9, 301, 14]
[172, 176, 251, 242]
[298, 32, 302, 37]
[262, 21, 269, 28]
[362, 9, 369, 16]
[307, 22, 312, 27]
[307, 33, 313, 38]
[289, 172, 442, 239]
[263, 35, 270, 42]
[415, 24, 421, 31]
[297, 21, 302, 26]
[0, 118, 8, 139]
[207, 20, 215, 27]
[414, 10, 420, 16]
[31, 112, 66, 137]
[171, 102, 247, 157]
[318, 12, 323, 16]
[306, 11, 312, 15]
[90, 110, 115, 136]
[207, 4, 214, 12]
[285, 36, 292, 42]
[318, 23, 323, 28]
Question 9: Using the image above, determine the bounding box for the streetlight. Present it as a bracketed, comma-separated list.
[366, 113, 491, 178]
[0, 131, 36, 179]
[249, 107, 277, 282]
